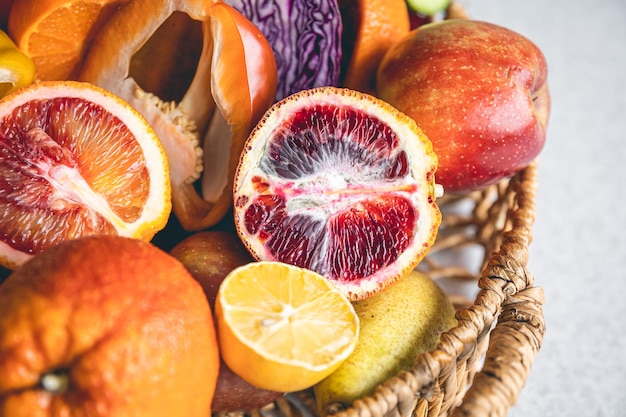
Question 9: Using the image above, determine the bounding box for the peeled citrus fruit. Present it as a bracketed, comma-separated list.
[78, 0, 277, 230]
[7, 0, 131, 81]
[0, 235, 219, 417]
[215, 261, 359, 393]
[233, 87, 442, 301]
[339, 0, 411, 94]
[0, 80, 171, 269]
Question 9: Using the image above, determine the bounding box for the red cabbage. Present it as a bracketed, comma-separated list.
[225, 0, 343, 101]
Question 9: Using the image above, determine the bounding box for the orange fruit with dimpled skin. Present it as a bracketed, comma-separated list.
[0, 235, 219, 417]
[233, 86, 442, 301]
[0, 80, 171, 270]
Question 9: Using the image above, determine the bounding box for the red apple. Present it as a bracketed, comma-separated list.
[170, 231, 283, 412]
[170, 230, 254, 304]
[376, 19, 550, 193]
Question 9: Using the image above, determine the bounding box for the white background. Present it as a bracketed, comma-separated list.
[462, 0, 626, 416]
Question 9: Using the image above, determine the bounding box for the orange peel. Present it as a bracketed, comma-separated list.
[79, 0, 277, 231]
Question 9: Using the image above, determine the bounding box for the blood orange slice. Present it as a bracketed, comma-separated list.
[0, 80, 171, 269]
[233, 87, 442, 301]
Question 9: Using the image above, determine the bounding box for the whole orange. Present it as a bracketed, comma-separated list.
[0, 235, 219, 417]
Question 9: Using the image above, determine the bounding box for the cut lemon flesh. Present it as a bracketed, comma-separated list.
[215, 261, 359, 393]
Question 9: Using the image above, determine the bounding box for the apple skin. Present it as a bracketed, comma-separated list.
[170, 230, 253, 304]
[170, 231, 283, 412]
[376, 19, 550, 193]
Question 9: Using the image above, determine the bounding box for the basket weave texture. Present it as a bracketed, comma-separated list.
[250, 160, 546, 417]
[218, 4, 546, 417]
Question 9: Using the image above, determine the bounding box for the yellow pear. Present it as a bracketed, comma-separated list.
[314, 270, 457, 415]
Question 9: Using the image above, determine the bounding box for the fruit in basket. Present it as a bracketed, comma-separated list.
[405, 0, 450, 16]
[377, 19, 550, 193]
[338, 0, 410, 94]
[7, 0, 131, 81]
[233, 86, 442, 301]
[170, 230, 254, 304]
[0, 235, 219, 417]
[215, 261, 359, 393]
[226, 0, 342, 102]
[0, 29, 35, 97]
[79, 0, 277, 231]
[314, 270, 457, 415]
[210, 361, 283, 412]
[0, 80, 171, 269]
[170, 231, 283, 412]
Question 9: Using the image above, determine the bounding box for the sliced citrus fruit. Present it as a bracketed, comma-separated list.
[339, 0, 411, 94]
[215, 261, 359, 393]
[0, 235, 219, 417]
[233, 87, 442, 301]
[0, 80, 171, 269]
[78, 0, 277, 230]
[7, 0, 131, 81]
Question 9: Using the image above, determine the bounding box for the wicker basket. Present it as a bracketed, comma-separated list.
[223, 164, 545, 417]
[215, 3, 546, 417]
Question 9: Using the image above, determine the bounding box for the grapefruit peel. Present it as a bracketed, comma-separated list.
[79, 0, 277, 231]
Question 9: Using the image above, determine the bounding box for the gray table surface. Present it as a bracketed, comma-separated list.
[461, 0, 626, 416]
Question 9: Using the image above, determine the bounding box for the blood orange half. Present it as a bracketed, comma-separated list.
[0, 80, 171, 269]
[233, 87, 442, 301]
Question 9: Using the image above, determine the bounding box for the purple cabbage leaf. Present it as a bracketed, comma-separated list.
[225, 0, 343, 102]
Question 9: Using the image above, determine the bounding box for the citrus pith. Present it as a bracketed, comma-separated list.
[78, 0, 277, 230]
[233, 87, 442, 301]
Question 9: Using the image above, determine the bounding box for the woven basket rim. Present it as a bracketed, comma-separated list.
[312, 160, 545, 417]
[217, 161, 546, 417]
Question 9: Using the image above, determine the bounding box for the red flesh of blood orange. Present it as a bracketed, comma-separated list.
[0, 81, 170, 269]
[234, 87, 441, 301]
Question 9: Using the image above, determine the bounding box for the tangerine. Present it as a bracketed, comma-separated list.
[339, 0, 411, 94]
[0, 235, 219, 417]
